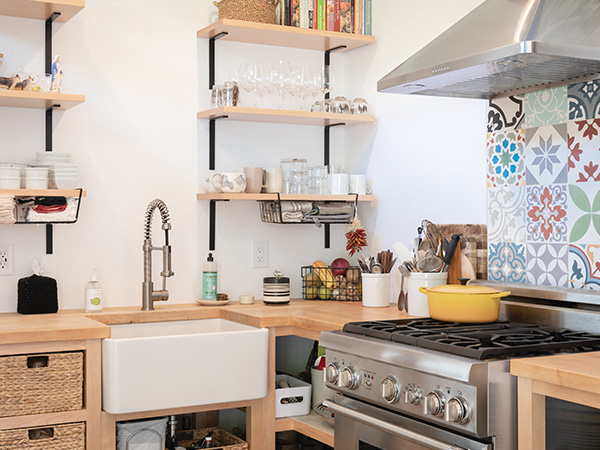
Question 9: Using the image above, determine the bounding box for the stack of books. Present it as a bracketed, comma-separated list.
[279, 0, 372, 35]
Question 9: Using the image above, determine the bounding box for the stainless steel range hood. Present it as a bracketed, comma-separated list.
[377, 0, 600, 99]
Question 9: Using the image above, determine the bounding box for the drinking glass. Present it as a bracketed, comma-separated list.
[280, 158, 293, 194]
[314, 165, 329, 194]
[290, 158, 308, 194]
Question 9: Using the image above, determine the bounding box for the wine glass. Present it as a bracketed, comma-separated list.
[271, 60, 291, 109]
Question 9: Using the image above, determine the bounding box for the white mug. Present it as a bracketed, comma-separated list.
[265, 168, 283, 193]
[206, 173, 222, 193]
[220, 172, 246, 193]
[349, 174, 367, 195]
[330, 173, 349, 195]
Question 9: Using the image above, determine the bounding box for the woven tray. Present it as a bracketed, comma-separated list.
[178, 427, 247, 450]
[0, 422, 85, 450]
[0, 352, 83, 417]
[213, 0, 280, 24]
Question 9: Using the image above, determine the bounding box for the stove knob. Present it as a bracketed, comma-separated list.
[404, 387, 423, 405]
[339, 367, 359, 389]
[381, 377, 400, 404]
[424, 390, 446, 417]
[325, 363, 340, 384]
[445, 396, 470, 424]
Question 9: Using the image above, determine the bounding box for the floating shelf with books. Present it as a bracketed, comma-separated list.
[197, 193, 374, 202]
[197, 106, 375, 127]
[197, 18, 374, 52]
[0, 90, 85, 110]
[0, 0, 85, 22]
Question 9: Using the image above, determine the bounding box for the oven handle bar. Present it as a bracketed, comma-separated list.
[323, 400, 471, 450]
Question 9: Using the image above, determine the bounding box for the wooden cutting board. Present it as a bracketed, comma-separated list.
[437, 224, 487, 283]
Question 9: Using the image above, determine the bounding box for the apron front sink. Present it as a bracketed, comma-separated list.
[102, 318, 269, 414]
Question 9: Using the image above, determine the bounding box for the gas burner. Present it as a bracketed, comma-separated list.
[342, 319, 600, 360]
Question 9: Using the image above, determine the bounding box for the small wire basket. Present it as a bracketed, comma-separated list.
[301, 265, 362, 301]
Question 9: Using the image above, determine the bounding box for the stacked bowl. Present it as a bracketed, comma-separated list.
[25, 166, 49, 189]
[35, 152, 78, 189]
[0, 164, 23, 189]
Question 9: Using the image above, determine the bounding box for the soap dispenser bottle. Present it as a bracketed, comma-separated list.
[85, 268, 103, 312]
[202, 253, 217, 300]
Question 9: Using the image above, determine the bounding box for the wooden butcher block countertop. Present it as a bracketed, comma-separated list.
[0, 299, 409, 344]
[511, 352, 600, 395]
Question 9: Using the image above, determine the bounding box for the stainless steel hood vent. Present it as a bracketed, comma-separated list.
[377, 0, 600, 99]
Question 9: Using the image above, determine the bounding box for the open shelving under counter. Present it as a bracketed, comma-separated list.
[197, 106, 375, 127]
[197, 18, 374, 52]
[275, 411, 334, 447]
[0, 90, 85, 110]
[0, 0, 85, 22]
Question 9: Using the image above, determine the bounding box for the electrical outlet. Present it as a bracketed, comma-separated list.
[0, 244, 13, 276]
[253, 241, 268, 268]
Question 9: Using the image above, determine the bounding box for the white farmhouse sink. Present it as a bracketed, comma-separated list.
[102, 319, 269, 414]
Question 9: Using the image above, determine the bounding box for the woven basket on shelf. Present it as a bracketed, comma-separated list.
[0, 422, 85, 450]
[178, 427, 248, 450]
[213, 0, 280, 24]
[0, 352, 83, 417]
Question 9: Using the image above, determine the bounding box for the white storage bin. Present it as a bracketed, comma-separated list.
[275, 374, 312, 418]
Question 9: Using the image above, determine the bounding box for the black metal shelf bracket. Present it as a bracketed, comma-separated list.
[209, 32, 229, 90]
[209, 115, 228, 170]
[45, 13, 61, 74]
[324, 45, 347, 66]
[44, 12, 61, 255]
[324, 123, 345, 167]
[209, 199, 229, 251]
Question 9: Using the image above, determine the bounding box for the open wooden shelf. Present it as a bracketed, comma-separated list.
[197, 192, 373, 202]
[197, 106, 375, 127]
[275, 411, 334, 447]
[0, 188, 86, 197]
[0, 0, 85, 22]
[0, 90, 85, 110]
[197, 18, 374, 52]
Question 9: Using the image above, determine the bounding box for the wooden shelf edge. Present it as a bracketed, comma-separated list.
[0, 408, 88, 429]
[0, 188, 87, 197]
[197, 106, 375, 126]
[197, 18, 374, 52]
[197, 193, 374, 202]
[275, 411, 334, 446]
[0, 0, 85, 22]
[0, 90, 85, 110]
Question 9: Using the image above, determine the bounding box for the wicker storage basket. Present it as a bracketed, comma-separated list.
[178, 427, 247, 450]
[0, 422, 85, 450]
[213, 0, 280, 24]
[0, 352, 83, 417]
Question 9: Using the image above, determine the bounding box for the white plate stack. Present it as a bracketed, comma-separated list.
[35, 152, 78, 189]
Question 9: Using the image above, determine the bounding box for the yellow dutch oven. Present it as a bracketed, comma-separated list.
[418, 284, 511, 323]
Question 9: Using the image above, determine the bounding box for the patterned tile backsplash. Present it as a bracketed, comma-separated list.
[487, 80, 600, 289]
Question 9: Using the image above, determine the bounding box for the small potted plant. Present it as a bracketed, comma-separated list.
[263, 270, 290, 305]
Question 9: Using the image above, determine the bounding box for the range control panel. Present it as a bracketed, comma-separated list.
[324, 349, 482, 436]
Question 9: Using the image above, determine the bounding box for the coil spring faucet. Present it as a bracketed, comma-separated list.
[142, 199, 174, 311]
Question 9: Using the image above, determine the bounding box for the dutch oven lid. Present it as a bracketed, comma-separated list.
[427, 284, 504, 295]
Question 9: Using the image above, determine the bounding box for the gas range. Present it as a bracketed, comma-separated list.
[319, 316, 600, 450]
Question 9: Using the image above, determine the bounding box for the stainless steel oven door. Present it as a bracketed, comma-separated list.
[324, 396, 492, 450]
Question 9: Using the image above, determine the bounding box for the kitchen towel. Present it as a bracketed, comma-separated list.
[0, 195, 15, 224]
[280, 201, 313, 213]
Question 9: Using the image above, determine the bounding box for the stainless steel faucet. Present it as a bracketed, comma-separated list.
[142, 199, 174, 311]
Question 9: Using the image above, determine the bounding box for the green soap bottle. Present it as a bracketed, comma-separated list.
[202, 253, 217, 300]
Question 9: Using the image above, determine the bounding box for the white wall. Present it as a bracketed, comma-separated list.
[0, 0, 486, 312]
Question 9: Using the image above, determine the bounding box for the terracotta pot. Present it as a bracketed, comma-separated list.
[418, 284, 510, 323]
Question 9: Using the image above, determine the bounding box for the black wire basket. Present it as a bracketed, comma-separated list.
[301, 265, 362, 301]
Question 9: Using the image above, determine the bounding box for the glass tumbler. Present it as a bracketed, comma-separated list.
[314, 165, 329, 194]
[280, 158, 293, 194]
[290, 158, 308, 194]
[351, 98, 369, 114]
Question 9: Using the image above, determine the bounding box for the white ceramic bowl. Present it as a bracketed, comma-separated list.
[0, 177, 21, 189]
[25, 177, 49, 189]
[0, 167, 21, 178]
[54, 178, 78, 189]
[25, 167, 49, 178]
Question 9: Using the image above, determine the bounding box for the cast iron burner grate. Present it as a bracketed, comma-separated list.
[342, 319, 600, 360]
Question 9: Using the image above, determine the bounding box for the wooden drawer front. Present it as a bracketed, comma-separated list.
[0, 352, 83, 417]
[0, 422, 85, 450]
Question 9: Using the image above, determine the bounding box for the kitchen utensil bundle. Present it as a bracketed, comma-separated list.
[357, 250, 396, 274]
[400, 220, 461, 276]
